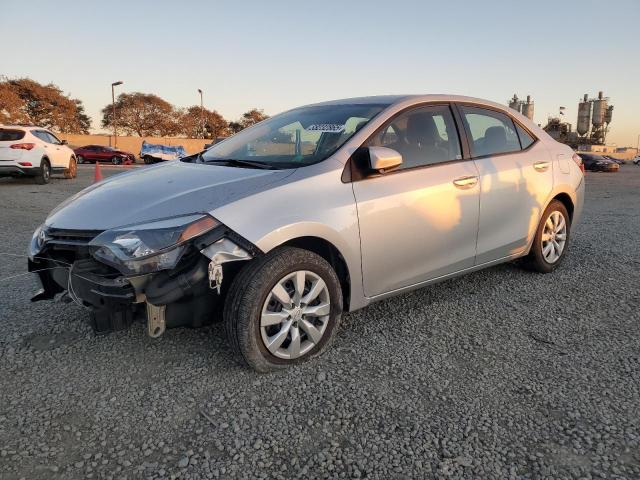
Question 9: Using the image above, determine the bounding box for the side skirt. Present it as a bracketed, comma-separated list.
[360, 252, 525, 306]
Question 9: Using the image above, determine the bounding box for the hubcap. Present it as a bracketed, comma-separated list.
[43, 164, 50, 180]
[541, 210, 567, 264]
[260, 270, 331, 360]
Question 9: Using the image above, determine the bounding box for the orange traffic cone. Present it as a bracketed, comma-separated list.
[94, 161, 103, 183]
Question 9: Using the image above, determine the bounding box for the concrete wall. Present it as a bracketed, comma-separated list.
[57, 134, 212, 157]
[578, 144, 638, 160]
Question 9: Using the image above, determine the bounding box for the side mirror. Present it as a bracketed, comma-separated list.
[368, 146, 402, 172]
[61, 139, 68, 145]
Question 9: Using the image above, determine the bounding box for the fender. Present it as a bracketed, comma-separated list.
[254, 221, 367, 312]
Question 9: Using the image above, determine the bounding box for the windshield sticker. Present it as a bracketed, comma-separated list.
[305, 124, 345, 133]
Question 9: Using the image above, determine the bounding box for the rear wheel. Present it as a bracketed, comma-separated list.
[77, 155, 85, 164]
[224, 247, 342, 372]
[523, 200, 570, 273]
[34, 159, 51, 185]
[63, 157, 77, 179]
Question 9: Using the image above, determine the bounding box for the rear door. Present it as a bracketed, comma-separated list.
[351, 104, 480, 297]
[456, 104, 554, 264]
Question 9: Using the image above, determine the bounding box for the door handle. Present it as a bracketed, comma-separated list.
[534, 161, 550, 172]
[453, 175, 478, 189]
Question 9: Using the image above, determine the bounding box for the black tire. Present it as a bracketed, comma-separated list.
[223, 246, 343, 372]
[523, 200, 571, 273]
[143, 155, 154, 164]
[34, 159, 51, 185]
[111, 156, 122, 165]
[77, 155, 85, 164]
[63, 157, 77, 179]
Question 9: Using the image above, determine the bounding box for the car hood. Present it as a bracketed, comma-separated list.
[46, 161, 296, 230]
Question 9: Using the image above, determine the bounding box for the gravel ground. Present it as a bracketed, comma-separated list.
[1, 165, 639, 480]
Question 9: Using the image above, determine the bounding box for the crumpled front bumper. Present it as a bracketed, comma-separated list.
[29, 225, 259, 334]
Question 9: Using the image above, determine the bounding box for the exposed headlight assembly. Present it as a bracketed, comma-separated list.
[89, 214, 219, 275]
[29, 223, 49, 259]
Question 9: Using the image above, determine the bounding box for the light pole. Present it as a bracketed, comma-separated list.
[198, 88, 204, 139]
[111, 81, 123, 147]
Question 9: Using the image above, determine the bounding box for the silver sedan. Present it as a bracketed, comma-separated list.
[29, 95, 584, 371]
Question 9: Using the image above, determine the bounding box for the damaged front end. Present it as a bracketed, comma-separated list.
[28, 215, 259, 336]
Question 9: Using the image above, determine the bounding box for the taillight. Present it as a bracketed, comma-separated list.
[572, 153, 585, 173]
[18, 162, 33, 167]
[10, 143, 36, 150]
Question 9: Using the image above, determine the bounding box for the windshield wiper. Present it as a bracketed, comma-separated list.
[202, 158, 277, 169]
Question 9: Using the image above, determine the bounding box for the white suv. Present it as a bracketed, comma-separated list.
[0, 126, 77, 184]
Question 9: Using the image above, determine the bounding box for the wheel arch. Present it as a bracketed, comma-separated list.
[277, 236, 352, 312]
[551, 192, 574, 222]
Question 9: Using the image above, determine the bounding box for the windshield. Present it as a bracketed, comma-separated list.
[199, 103, 386, 168]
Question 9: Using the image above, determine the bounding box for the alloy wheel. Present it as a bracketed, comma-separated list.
[541, 211, 567, 264]
[43, 162, 50, 182]
[260, 270, 331, 360]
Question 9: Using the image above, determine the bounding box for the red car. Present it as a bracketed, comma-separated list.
[74, 145, 135, 165]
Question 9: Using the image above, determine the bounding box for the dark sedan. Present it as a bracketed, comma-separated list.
[74, 145, 135, 165]
[578, 153, 620, 172]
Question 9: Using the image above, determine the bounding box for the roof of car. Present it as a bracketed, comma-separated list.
[307, 94, 510, 110]
[0, 125, 46, 131]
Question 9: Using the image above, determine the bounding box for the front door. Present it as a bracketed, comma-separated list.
[456, 105, 554, 264]
[352, 104, 480, 297]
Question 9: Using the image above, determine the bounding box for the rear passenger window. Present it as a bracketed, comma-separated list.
[515, 123, 535, 149]
[32, 131, 49, 142]
[460, 106, 521, 157]
[367, 105, 462, 169]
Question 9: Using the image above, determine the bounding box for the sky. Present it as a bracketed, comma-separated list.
[3, 0, 639, 147]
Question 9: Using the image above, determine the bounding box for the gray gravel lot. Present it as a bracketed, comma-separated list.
[1, 164, 639, 480]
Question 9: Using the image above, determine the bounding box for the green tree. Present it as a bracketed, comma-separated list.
[0, 78, 91, 133]
[102, 92, 180, 137]
[239, 108, 269, 128]
[180, 105, 229, 139]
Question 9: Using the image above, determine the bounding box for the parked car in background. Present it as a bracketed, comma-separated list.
[29, 94, 584, 372]
[578, 153, 620, 172]
[74, 145, 135, 165]
[140, 141, 187, 164]
[632, 155, 640, 165]
[602, 155, 625, 165]
[0, 126, 77, 184]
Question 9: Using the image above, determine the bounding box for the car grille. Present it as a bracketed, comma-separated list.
[47, 228, 103, 246]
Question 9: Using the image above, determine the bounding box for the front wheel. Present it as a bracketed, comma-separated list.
[523, 200, 571, 273]
[111, 156, 122, 165]
[77, 155, 85, 164]
[224, 247, 342, 372]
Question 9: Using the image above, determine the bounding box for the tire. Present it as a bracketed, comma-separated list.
[223, 246, 343, 372]
[523, 200, 571, 273]
[77, 155, 85, 164]
[111, 156, 122, 165]
[63, 157, 77, 179]
[143, 155, 154, 165]
[34, 159, 51, 185]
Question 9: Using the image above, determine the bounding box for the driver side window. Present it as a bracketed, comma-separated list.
[366, 105, 462, 170]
